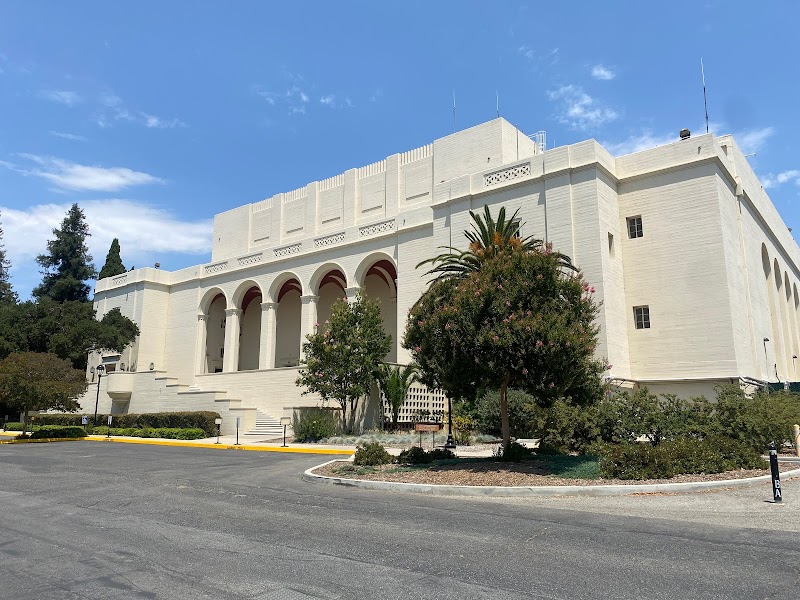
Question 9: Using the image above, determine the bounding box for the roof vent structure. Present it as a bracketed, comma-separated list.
[679, 128, 691, 140]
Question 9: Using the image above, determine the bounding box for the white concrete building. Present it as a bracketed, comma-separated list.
[82, 118, 800, 433]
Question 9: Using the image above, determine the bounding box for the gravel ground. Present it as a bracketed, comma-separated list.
[315, 458, 795, 486]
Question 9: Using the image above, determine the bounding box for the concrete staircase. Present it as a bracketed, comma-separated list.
[243, 410, 287, 439]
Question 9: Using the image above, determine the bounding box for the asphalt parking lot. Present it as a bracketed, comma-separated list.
[1, 442, 798, 599]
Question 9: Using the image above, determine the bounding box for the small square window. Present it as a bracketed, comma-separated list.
[627, 216, 643, 239]
[633, 306, 650, 329]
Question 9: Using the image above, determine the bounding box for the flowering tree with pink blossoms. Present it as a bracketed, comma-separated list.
[405, 210, 606, 456]
[297, 293, 390, 434]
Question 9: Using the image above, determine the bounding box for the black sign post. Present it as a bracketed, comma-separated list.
[769, 442, 782, 503]
[3, 415, 8, 432]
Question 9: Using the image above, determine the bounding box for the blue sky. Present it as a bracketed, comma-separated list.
[1, 1, 798, 298]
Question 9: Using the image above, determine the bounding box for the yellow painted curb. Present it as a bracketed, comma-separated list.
[0, 437, 83, 444]
[82, 436, 353, 455]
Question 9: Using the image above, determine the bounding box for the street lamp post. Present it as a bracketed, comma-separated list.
[444, 396, 456, 449]
[93, 364, 105, 426]
[763, 338, 770, 379]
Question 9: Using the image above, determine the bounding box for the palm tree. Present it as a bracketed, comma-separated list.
[375, 363, 418, 431]
[417, 205, 576, 280]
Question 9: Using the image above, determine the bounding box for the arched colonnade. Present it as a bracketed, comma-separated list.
[195, 255, 398, 374]
[760, 243, 800, 381]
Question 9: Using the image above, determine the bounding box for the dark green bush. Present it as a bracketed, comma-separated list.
[397, 446, 429, 464]
[29, 425, 87, 439]
[292, 407, 338, 442]
[711, 386, 800, 451]
[396, 446, 456, 464]
[91, 427, 206, 440]
[598, 437, 767, 480]
[353, 442, 393, 466]
[476, 389, 540, 438]
[598, 444, 674, 480]
[4, 422, 24, 431]
[427, 448, 457, 461]
[494, 440, 532, 462]
[30, 411, 221, 436]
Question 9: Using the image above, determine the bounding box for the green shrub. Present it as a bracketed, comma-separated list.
[493, 440, 532, 462]
[292, 407, 338, 442]
[90, 426, 206, 440]
[29, 425, 87, 439]
[711, 386, 800, 451]
[353, 442, 394, 466]
[476, 389, 539, 438]
[396, 446, 456, 464]
[452, 414, 477, 446]
[427, 448, 457, 461]
[31, 411, 221, 436]
[4, 422, 24, 431]
[599, 443, 674, 480]
[598, 437, 767, 480]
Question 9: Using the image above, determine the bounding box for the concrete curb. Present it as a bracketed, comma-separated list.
[303, 459, 800, 497]
[0, 437, 83, 445]
[82, 435, 354, 455]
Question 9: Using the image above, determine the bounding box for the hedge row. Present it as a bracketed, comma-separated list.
[598, 437, 767, 480]
[28, 411, 221, 436]
[90, 427, 207, 440]
[29, 425, 87, 439]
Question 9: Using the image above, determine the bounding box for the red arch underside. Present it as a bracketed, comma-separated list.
[277, 279, 302, 302]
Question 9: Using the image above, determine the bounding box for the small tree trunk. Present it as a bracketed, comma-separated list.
[500, 372, 511, 454]
[22, 406, 29, 436]
[393, 407, 399, 431]
[348, 398, 357, 434]
[339, 401, 348, 435]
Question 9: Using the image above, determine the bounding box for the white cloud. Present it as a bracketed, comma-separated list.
[1, 200, 212, 297]
[601, 130, 676, 156]
[734, 126, 775, 155]
[49, 131, 88, 142]
[591, 64, 616, 80]
[39, 90, 82, 106]
[547, 84, 618, 130]
[370, 89, 383, 102]
[762, 170, 800, 189]
[320, 95, 335, 106]
[91, 92, 185, 129]
[2, 154, 164, 192]
[518, 45, 559, 70]
[255, 83, 312, 116]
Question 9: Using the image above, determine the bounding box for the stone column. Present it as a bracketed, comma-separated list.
[299, 295, 319, 360]
[259, 302, 278, 370]
[345, 286, 362, 303]
[223, 308, 242, 372]
[195, 314, 209, 375]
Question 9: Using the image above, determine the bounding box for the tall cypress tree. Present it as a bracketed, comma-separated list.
[33, 203, 97, 303]
[0, 212, 17, 304]
[98, 238, 126, 280]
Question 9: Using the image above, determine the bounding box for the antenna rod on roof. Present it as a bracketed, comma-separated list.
[452, 89, 456, 133]
[496, 91, 500, 118]
[701, 58, 709, 134]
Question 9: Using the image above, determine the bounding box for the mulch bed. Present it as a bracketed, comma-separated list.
[314, 459, 797, 487]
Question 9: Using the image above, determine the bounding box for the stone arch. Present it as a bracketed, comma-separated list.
[271, 272, 303, 368]
[775, 260, 792, 378]
[199, 286, 228, 316]
[762, 245, 782, 380]
[310, 263, 349, 328]
[786, 272, 799, 380]
[231, 279, 263, 308]
[233, 281, 264, 372]
[357, 254, 398, 362]
[204, 292, 227, 374]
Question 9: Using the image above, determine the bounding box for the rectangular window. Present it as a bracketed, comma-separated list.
[608, 232, 615, 257]
[627, 216, 643, 239]
[511, 219, 522, 239]
[633, 306, 650, 329]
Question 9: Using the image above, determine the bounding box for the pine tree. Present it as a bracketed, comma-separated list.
[0, 212, 17, 304]
[98, 238, 126, 280]
[33, 203, 97, 303]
